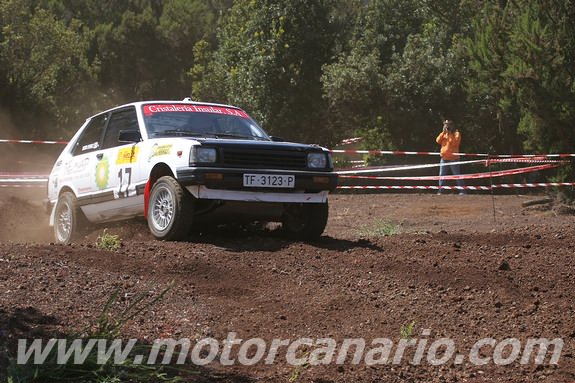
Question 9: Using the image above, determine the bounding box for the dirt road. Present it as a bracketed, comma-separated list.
[0, 189, 574, 382]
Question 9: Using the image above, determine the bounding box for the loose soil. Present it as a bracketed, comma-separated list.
[1, 189, 574, 383]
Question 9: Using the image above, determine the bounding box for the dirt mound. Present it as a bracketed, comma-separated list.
[0, 190, 574, 382]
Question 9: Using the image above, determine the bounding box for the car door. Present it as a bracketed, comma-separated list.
[91, 106, 144, 220]
[65, 113, 109, 199]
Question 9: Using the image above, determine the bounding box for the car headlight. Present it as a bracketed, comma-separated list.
[190, 147, 217, 164]
[307, 152, 328, 168]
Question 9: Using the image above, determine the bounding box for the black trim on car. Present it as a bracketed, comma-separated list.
[77, 191, 116, 206]
[176, 167, 338, 192]
[190, 140, 330, 170]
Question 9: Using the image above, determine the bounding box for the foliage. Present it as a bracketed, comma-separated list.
[465, 0, 575, 155]
[96, 229, 121, 251]
[0, 0, 95, 136]
[322, 44, 385, 144]
[288, 351, 311, 382]
[202, 0, 339, 144]
[4, 285, 181, 383]
[400, 320, 416, 340]
[358, 219, 401, 237]
[0, 0, 575, 160]
[322, 0, 426, 147]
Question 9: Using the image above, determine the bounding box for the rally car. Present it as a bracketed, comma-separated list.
[47, 99, 338, 243]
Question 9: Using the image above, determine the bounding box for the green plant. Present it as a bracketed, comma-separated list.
[288, 351, 311, 383]
[400, 321, 416, 340]
[96, 229, 121, 251]
[357, 219, 401, 237]
[288, 362, 309, 383]
[4, 285, 186, 383]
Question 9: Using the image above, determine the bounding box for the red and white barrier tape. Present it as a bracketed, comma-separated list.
[332, 149, 441, 156]
[336, 158, 566, 172]
[0, 178, 48, 183]
[340, 164, 558, 181]
[486, 158, 568, 164]
[331, 149, 575, 158]
[336, 159, 487, 174]
[0, 173, 50, 178]
[493, 182, 575, 188]
[2, 137, 574, 159]
[2, 137, 574, 160]
[0, 184, 45, 188]
[338, 185, 490, 191]
[0, 139, 68, 145]
[338, 183, 575, 191]
[471, 153, 575, 159]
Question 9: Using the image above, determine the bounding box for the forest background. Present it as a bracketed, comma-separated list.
[1, 0, 574, 162]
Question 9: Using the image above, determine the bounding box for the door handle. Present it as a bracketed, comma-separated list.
[96, 153, 103, 160]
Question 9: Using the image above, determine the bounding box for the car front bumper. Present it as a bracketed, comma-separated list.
[176, 167, 337, 203]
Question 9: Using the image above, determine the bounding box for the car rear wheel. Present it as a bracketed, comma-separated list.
[147, 176, 193, 240]
[54, 191, 84, 244]
[282, 202, 328, 241]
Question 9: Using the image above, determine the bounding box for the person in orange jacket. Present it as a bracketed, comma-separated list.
[436, 119, 466, 195]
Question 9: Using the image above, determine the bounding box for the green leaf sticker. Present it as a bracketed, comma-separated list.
[95, 157, 109, 190]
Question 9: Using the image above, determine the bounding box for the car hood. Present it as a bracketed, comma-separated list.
[191, 138, 327, 152]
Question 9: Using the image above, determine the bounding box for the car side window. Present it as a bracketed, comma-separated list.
[102, 107, 139, 149]
[73, 114, 108, 156]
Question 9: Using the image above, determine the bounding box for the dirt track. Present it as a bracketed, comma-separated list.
[1, 189, 575, 382]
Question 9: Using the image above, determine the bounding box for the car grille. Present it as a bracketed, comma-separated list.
[221, 148, 307, 169]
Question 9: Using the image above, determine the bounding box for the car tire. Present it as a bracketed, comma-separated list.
[54, 191, 85, 244]
[282, 202, 328, 241]
[147, 176, 193, 241]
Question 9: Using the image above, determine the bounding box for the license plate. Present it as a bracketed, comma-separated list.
[243, 174, 295, 188]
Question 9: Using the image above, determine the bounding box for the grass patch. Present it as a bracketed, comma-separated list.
[400, 321, 416, 340]
[4, 285, 188, 383]
[357, 219, 402, 237]
[96, 229, 122, 251]
[288, 351, 311, 382]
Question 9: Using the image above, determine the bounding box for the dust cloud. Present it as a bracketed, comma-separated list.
[0, 109, 57, 243]
[0, 193, 53, 243]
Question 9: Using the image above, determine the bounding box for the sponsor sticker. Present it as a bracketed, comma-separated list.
[148, 144, 172, 161]
[81, 142, 99, 152]
[65, 157, 90, 174]
[143, 104, 250, 119]
[95, 157, 109, 190]
[116, 147, 140, 165]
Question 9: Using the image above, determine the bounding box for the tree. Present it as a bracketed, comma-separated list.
[93, 3, 173, 100]
[201, 0, 339, 144]
[465, 0, 575, 154]
[0, 0, 94, 136]
[322, 0, 492, 152]
[507, 1, 575, 153]
[466, 2, 524, 154]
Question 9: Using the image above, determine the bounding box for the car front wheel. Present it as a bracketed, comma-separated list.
[282, 202, 328, 241]
[147, 176, 193, 240]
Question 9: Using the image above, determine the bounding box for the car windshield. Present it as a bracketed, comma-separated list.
[142, 104, 270, 141]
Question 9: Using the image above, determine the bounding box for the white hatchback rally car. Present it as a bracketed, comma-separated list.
[47, 100, 338, 243]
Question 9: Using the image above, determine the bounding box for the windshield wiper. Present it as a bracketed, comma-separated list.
[151, 130, 211, 137]
[212, 132, 269, 141]
[151, 130, 269, 140]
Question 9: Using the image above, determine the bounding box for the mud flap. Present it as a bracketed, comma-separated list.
[143, 178, 152, 218]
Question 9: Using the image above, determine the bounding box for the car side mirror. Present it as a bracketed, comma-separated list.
[118, 130, 142, 143]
